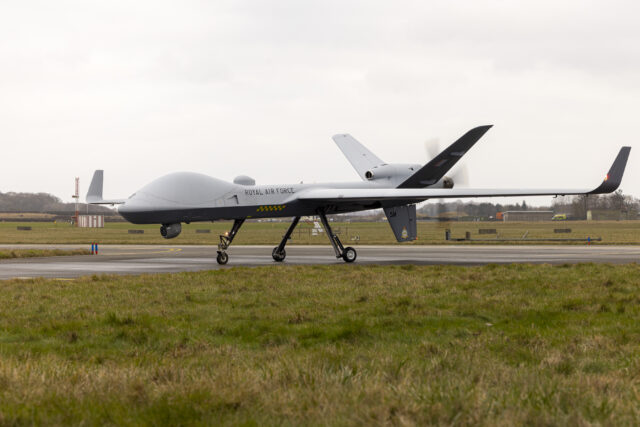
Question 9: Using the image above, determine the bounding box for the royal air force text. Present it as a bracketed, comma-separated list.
[244, 188, 295, 196]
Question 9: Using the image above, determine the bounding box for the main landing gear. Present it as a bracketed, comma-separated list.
[216, 218, 245, 265]
[272, 216, 301, 262]
[215, 213, 356, 264]
[318, 209, 357, 263]
[271, 212, 356, 263]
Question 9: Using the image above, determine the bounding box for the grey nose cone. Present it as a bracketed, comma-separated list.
[117, 200, 140, 222]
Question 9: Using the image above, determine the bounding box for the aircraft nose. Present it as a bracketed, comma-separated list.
[118, 198, 145, 224]
[117, 201, 135, 217]
[117, 202, 132, 213]
[117, 198, 146, 221]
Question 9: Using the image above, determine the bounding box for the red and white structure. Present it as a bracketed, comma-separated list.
[72, 177, 80, 226]
[73, 177, 105, 227]
[78, 215, 104, 228]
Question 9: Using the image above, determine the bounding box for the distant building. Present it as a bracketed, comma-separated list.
[502, 211, 553, 222]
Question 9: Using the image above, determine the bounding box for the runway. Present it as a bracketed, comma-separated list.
[0, 244, 639, 279]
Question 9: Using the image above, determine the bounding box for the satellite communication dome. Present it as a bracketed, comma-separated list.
[233, 175, 256, 186]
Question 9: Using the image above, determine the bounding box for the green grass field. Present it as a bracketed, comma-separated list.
[0, 248, 90, 259]
[1, 264, 640, 424]
[1, 220, 639, 245]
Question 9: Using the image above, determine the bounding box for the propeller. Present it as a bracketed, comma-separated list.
[424, 138, 470, 187]
[424, 137, 470, 225]
[424, 137, 440, 160]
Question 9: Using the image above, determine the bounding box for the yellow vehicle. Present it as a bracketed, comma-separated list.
[552, 214, 567, 221]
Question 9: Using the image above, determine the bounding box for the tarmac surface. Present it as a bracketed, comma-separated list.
[1, 244, 639, 279]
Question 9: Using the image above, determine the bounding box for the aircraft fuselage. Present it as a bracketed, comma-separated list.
[117, 172, 415, 224]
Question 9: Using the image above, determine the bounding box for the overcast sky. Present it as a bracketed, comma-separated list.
[1, 0, 638, 206]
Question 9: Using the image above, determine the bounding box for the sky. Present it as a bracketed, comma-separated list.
[1, 0, 638, 206]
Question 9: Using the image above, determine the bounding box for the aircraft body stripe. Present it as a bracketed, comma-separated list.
[256, 205, 286, 212]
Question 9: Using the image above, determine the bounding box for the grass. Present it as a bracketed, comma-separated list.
[1, 264, 640, 424]
[1, 219, 640, 245]
[0, 248, 91, 259]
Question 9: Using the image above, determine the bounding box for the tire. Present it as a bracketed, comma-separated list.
[342, 247, 357, 263]
[216, 251, 229, 265]
[272, 247, 286, 262]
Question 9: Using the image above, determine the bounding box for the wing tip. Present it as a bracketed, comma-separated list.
[472, 124, 493, 134]
[588, 146, 631, 194]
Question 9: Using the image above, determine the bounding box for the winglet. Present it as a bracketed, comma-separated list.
[588, 147, 631, 194]
[86, 170, 104, 203]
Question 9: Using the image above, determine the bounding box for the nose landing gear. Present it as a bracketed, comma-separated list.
[216, 218, 245, 265]
[216, 251, 229, 265]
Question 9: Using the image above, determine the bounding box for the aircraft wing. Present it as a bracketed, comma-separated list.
[332, 134, 386, 180]
[298, 146, 631, 204]
[88, 198, 127, 205]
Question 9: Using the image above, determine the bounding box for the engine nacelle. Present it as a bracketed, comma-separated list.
[363, 163, 455, 188]
[364, 163, 421, 182]
[160, 223, 182, 239]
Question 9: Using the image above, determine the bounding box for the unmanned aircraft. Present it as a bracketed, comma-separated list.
[87, 126, 631, 264]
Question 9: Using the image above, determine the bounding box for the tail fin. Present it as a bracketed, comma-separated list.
[332, 134, 386, 181]
[397, 125, 492, 188]
[86, 170, 125, 205]
[86, 170, 104, 203]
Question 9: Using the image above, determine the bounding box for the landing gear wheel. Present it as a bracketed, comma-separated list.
[216, 251, 229, 265]
[272, 247, 286, 262]
[342, 247, 357, 263]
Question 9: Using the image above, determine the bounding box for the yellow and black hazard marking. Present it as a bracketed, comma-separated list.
[256, 205, 286, 212]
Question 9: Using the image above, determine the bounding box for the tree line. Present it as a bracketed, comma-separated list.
[419, 190, 639, 220]
[0, 192, 114, 214]
[551, 190, 638, 220]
